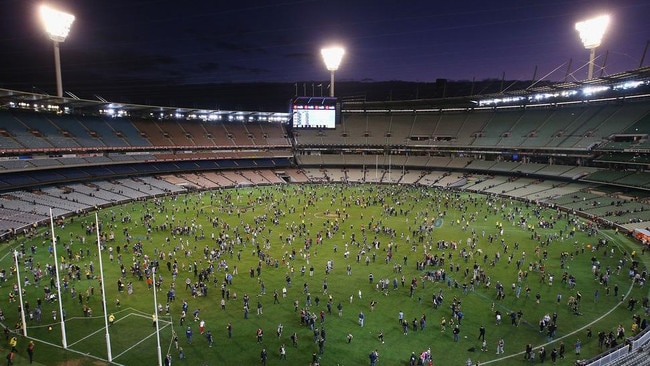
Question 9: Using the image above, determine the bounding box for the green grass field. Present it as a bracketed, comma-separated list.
[1, 183, 648, 366]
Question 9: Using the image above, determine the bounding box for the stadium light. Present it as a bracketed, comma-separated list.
[39, 4, 75, 98]
[321, 46, 345, 97]
[575, 15, 609, 80]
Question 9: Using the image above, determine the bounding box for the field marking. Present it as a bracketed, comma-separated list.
[66, 311, 171, 348]
[313, 212, 340, 219]
[16, 334, 125, 366]
[600, 231, 633, 258]
[66, 316, 124, 348]
[128, 306, 157, 317]
[42, 336, 126, 366]
[26, 307, 139, 330]
[470, 289, 539, 333]
[0, 247, 16, 263]
[480, 277, 635, 364]
[112, 316, 172, 360]
[165, 313, 176, 356]
[480, 230, 639, 364]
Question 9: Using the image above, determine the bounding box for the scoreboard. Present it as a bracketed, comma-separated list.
[291, 97, 338, 129]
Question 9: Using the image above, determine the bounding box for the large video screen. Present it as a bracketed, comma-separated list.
[291, 97, 338, 129]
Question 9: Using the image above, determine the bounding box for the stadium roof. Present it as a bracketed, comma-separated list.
[0, 87, 291, 122]
[513, 65, 650, 94]
[2, 66, 650, 116]
[343, 66, 650, 110]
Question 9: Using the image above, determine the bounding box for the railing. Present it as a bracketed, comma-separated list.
[579, 327, 650, 366]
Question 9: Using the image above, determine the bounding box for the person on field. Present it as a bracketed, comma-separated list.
[27, 341, 35, 364]
[8, 337, 17, 353]
[186, 326, 193, 344]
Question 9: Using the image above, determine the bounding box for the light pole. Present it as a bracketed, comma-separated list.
[575, 15, 609, 80]
[39, 4, 75, 98]
[321, 46, 345, 97]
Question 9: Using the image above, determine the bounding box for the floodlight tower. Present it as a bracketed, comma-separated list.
[321, 46, 345, 97]
[575, 15, 609, 80]
[40, 4, 75, 98]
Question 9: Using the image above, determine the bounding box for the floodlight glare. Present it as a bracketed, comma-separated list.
[575, 15, 609, 80]
[321, 46, 345, 97]
[40, 5, 75, 43]
[575, 15, 609, 49]
[321, 47, 345, 71]
[40, 4, 75, 98]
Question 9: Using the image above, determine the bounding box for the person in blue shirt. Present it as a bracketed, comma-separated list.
[206, 330, 213, 347]
[369, 350, 379, 366]
[185, 326, 193, 344]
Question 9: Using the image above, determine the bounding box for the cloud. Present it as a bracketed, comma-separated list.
[119, 54, 178, 73]
[66, 47, 179, 75]
[228, 65, 272, 75]
[183, 29, 266, 54]
[284, 52, 312, 60]
[214, 41, 268, 55]
[213, 41, 250, 52]
[197, 62, 221, 72]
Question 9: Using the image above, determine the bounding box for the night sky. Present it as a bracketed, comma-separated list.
[0, 0, 648, 105]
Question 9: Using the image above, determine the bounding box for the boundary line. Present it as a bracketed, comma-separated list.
[21, 335, 125, 366]
[481, 280, 634, 364]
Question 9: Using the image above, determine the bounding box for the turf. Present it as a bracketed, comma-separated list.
[2, 183, 648, 366]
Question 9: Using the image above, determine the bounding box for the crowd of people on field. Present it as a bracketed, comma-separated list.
[3, 183, 650, 365]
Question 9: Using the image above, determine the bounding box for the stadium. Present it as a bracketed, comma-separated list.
[1, 4, 650, 366]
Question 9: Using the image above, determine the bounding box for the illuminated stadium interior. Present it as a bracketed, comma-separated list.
[1, 66, 650, 366]
[0, 67, 649, 206]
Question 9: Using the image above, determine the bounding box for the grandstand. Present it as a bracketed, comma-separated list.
[1, 68, 650, 366]
[0, 70, 649, 233]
